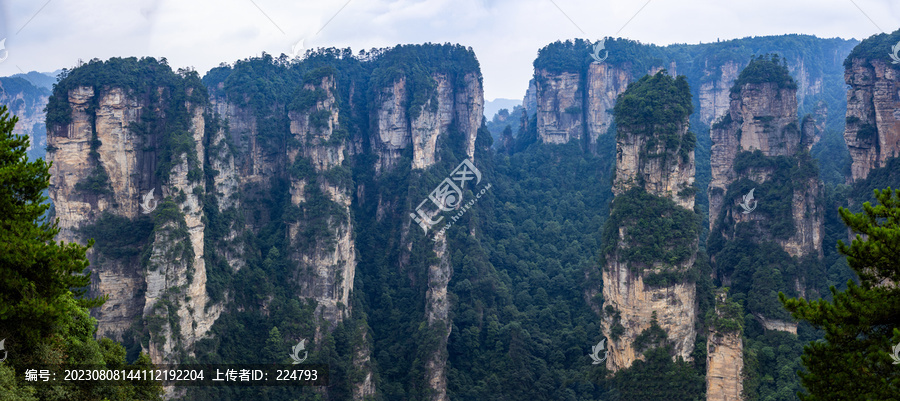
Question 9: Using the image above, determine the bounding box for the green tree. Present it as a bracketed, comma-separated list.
[263, 327, 286, 364]
[0, 106, 162, 400]
[781, 188, 900, 400]
[0, 105, 102, 354]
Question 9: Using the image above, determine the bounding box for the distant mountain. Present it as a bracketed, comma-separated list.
[10, 70, 58, 90]
[485, 104, 524, 147]
[483, 97, 520, 120]
[0, 75, 51, 161]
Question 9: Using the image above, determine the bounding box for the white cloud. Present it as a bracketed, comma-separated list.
[0, 0, 897, 100]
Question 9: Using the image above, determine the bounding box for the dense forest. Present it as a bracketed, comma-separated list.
[3, 27, 900, 401]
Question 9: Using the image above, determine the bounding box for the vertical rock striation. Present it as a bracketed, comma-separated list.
[705, 332, 743, 401]
[47, 62, 221, 363]
[533, 63, 632, 149]
[613, 119, 696, 210]
[535, 70, 584, 145]
[287, 75, 356, 327]
[370, 68, 483, 401]
[706, 292, 744, 401]
[372, 72, 482, 173]
[699, 61, 742, 127]
[843, 58, 900, 181]
[50, 85, 145, 337]
[586, 63, 632, 148]
[47, 47, 482, 399]
[707, 55, 824, 345]
[709, 81, 803, 227]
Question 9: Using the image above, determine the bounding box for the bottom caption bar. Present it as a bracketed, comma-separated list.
[16, 364, 329, 386]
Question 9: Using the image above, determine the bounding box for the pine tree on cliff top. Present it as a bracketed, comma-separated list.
[0, 106, 162, 400]
[781, 188, 900, 400]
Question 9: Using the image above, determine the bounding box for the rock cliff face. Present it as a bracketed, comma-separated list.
[286, 75, 356, 326]
[208, 89, 279, 189]
[603, 262, 698, 371]
[602, 73, 698, 372]
[372, 72, 482, 173]
[706, 291, 744, 401]
[204, 99, 246, 273]
[207, 71, 375, 399]
[50, 86, 142, 336]
[424, 231, 452, 401]
[613, 120, 696, 210]
[530, 38, 850, 156]
[753, 314, 798, 334]
[48, 83, 220, 362]
[534, 64, 632, 149]
[699, 61, 742, 127]
[844, 59, 900, 181]
[535, 70, 584, 145]
[709, 79, 822, 258]
[370, 70, 483, 401]
[782, 173, 823, 258]
[373, 78, 410, 173]
[704, 57, 825, 374]
[586, 63, 632, 147]
[523, 78, 537, 116]
[706, 290, 744, 401]
[532, 60, 708, 151]
[706, 331, 743, 401]
[709, 82, 801, 220]
[48, 50, 484, 399]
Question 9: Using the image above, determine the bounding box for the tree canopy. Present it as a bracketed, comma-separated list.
[731, 54, 798, 93]
[782, 188, 900, 400]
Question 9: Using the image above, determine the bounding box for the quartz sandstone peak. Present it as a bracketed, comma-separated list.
[48, 84, 220, 363]
[708, 60, 823, 260]
[602, 72, 698, 372]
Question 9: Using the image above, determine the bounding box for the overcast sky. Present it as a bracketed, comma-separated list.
[0, 0, 898, 100]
